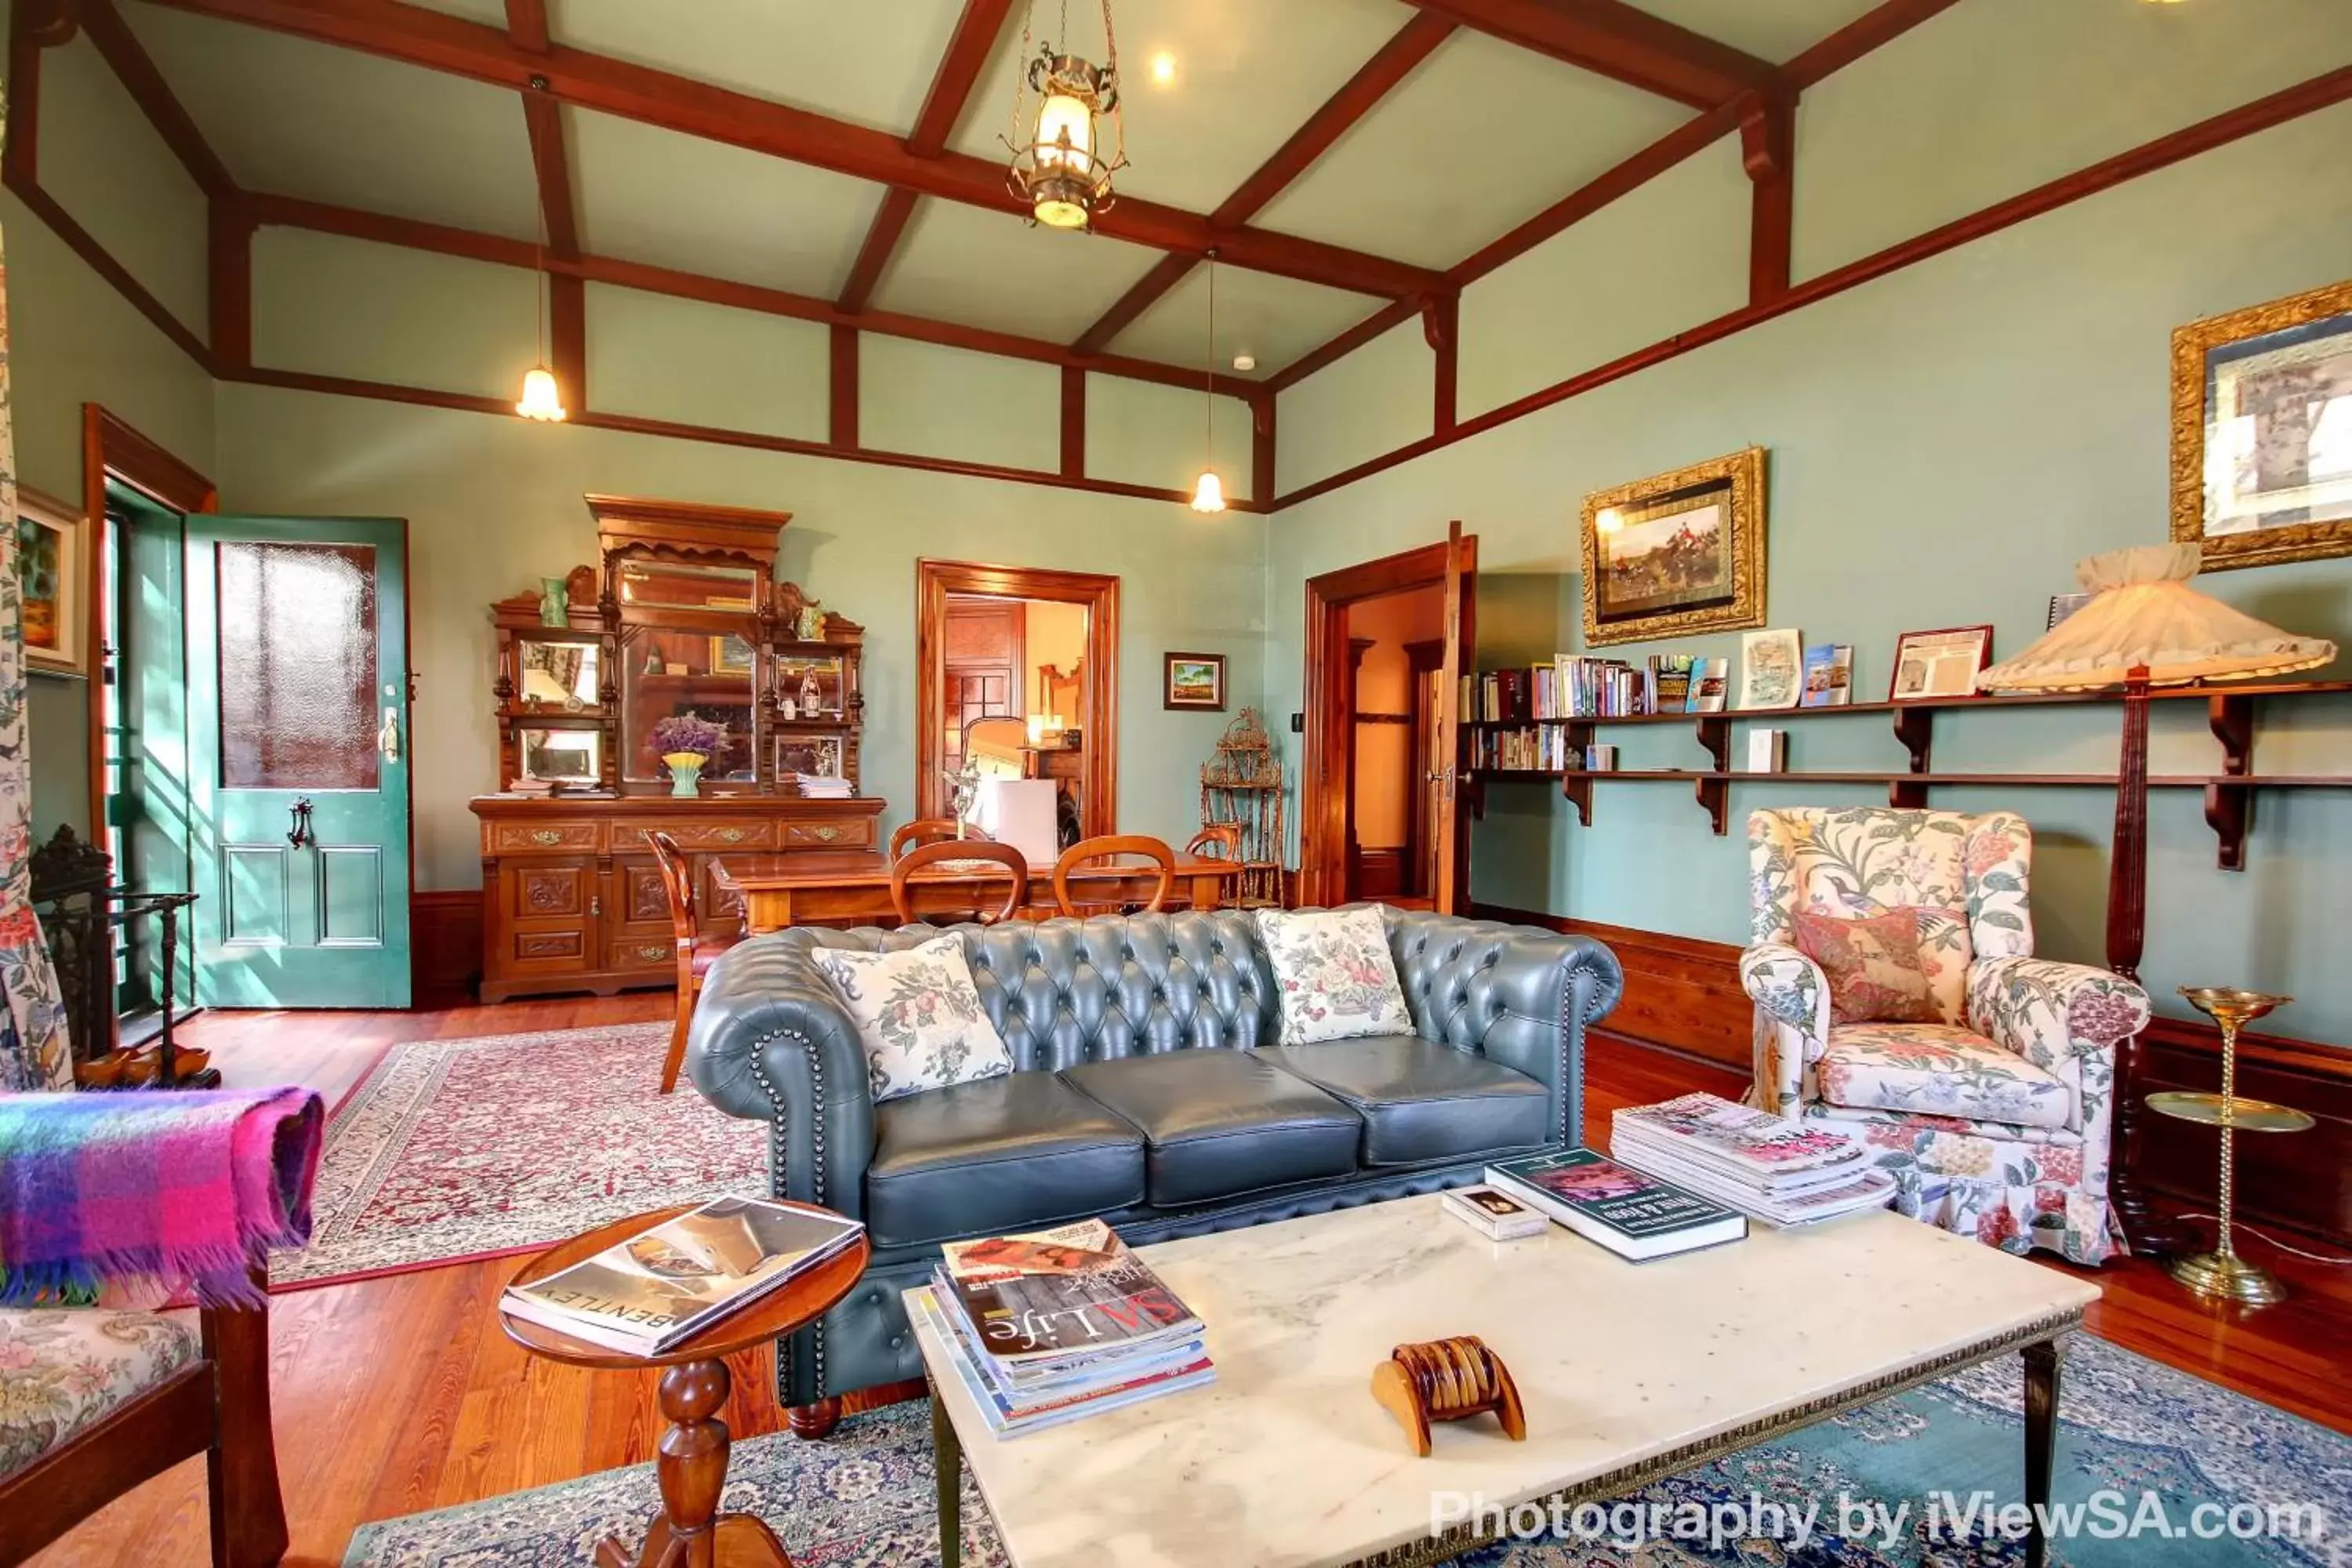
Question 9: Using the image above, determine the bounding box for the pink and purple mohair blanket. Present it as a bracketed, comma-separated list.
[0, 1086, 324, 1308]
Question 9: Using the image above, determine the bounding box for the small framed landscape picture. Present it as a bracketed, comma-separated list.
[1738, 628, 1803, 710]
[1163, 652, 1225, 711]
[2170, 278, 2352, 571]
[775, 731, 845, 779]
[1579, 447, 1767, 647]
[707, 633, 755, 675]
[1888, 625, 1993, 702]
[14, 487, 87, 677]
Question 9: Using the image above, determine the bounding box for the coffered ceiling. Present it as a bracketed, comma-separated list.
[111, 0, 1906, 386]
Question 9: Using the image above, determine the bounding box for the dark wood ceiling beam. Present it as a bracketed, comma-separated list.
[1740, 90, 1794, 303]
[1400, 0, 1773, 110]
[244, 191, 1263, 398]
[1783, 0, 1963, 92]
[1072, 11, 1457, 357]
[78, 0, 237, 196]
[142, 0, 1439, 299]
[839, 0, 1018, 314]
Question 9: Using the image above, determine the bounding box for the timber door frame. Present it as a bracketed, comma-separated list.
[916, 560, 1119, 833]
[1300, 532, 1475, 911]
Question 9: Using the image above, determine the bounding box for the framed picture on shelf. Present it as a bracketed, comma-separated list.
[1579, 447, 1766, 647]
[707, 633, 755, 675]
[14, 486, 87, 677]
[2170, 278, 2352, 571]
[1163, 652, 1226, 710]
[1738, 628, 1803, 710]
[1888, 625, 1993, 702]
[775, 731, 845, 779]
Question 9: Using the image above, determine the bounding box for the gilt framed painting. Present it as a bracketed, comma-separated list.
[1580, 447, 1767, 647]
[2170, 278, 2352, 570]
[14, 486, 87, 677]
[1163, 652, 1225, 711]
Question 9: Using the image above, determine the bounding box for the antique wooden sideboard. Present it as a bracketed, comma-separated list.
[470, 795, 881, 1002]
[470, 494, 884, 1002]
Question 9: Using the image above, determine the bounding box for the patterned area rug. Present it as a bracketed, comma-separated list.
[344, 1336, 2349, 1566]
[275, 1023, 764, 1288]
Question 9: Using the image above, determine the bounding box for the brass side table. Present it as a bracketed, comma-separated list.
[2145, 987, 2315, 1307]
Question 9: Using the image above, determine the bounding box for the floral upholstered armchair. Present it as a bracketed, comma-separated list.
[1741, 807, 2150, 1264]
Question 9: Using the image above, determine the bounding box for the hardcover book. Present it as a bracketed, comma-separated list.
[1800, 644, 1854, 707]
[500, 1196, 866, 1354]
[1684, 658, 1729, 713]
[1483, 1148, 1746, 1261]
[937, 1218, 1203, 1364]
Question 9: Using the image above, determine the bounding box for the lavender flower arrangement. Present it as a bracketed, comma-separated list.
[650, 711, 726, 760]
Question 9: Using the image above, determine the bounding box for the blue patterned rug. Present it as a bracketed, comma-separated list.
[343, 1336, 2347, 1566]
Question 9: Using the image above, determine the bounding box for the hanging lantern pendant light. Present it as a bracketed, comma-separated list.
[1004, 0, 1128, 231]
[517, 172, 567, 423]
[1190, 251, 1226, 514]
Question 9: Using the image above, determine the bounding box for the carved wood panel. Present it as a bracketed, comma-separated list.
[517, 864, 589, 917]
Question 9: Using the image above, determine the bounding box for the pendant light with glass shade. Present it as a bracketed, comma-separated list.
[516, 186, 566, 423]
[1189, 251, 1226, 514]
[1003, 0, 1128, 231]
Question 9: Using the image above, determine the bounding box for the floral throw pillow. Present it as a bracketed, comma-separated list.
[1254, 906, 1415, 1046]
[1791, 907, 1942, 1025]
[810, 934, 1015, 1105]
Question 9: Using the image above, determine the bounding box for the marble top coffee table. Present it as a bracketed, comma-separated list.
[912, 1195, 2098, 1568]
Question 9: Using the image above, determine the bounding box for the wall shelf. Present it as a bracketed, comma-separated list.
[1461, 680, 2352, 866]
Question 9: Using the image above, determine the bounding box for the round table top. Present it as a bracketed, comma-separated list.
[2143, 1090, 2317, 1134]
[499, 1201, 871, 1370]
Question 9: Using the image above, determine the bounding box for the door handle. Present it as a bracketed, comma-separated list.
[379, 706, 402, 763]
[287, 797, 314, 848]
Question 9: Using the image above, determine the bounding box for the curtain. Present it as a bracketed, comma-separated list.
[0, 201, 74, 1091]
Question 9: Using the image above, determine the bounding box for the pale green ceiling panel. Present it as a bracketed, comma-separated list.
[1086, 375, 1255, 501]
[1619, 0, 1886, 64]
[949, 0, 1419, 214]
[36, 34, 209, 338]
[569, 108, 880, 296]
[1275, 313, 1431, 497]
[1459, 136, 1747, 421]
[1795, 0, 2352, 281]
[584, 284, 828, 443]
[121, 2, 539, 238]
[1254, 30, 1689, 271]
[860, 336, 1058, 474]
[253, 229, 538, 398]
[869, 200, 1164, 342]
[550, 0, 964, 133]
[1109, 262, 1371, 377]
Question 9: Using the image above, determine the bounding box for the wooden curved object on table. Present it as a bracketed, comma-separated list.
[1185, 822, 1245, 861]
[1370, 1335, 1526, 1457]
[888, 818, 993, 859]
[1052, 834, 1176, 918]
[891, 838, 1029, 926]
[500, 1203, 872, 1568]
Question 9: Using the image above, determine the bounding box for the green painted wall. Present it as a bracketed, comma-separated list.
[1268, 100, 2352, 1042]
[211, 383, 1265, 891]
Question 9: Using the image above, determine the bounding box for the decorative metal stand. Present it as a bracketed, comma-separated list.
[2147, 987, 2314, 1307]
[30, 824, 212, 1091]
[1199, 709, 1287, 908]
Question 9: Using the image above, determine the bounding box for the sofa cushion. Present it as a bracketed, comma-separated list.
[1254, 906, 1416, 1045]
[1264, 1039, 1552, 1166]
[864, 1073, 1146, 1248]
[810, 932, 1015, 1104]
[1063, 1051, 1362, 1206]
[1817, 1023, 2073, 1131]
[1, 1308, 198, 1479]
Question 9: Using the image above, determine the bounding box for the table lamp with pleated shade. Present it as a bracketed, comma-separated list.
[1977, 542, 2335, 1256]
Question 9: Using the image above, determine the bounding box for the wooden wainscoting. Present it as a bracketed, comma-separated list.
[412, 890, 485, 1007]
[1472, 902, 2352, 1249]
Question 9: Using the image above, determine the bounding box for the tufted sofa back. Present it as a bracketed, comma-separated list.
[764, 906, 1573, 1072]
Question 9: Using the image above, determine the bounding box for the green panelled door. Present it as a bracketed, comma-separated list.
[186, 517, 412, 1008]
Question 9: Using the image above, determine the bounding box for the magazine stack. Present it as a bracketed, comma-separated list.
[912, 1218, 1215, 1438]
[1610, 1093, 1896, 1226]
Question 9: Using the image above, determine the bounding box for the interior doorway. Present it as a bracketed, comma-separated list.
[1343, 586, 1446, 906]
[916, 561, 1119, 849]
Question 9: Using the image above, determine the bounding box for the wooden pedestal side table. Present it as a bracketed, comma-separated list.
[499, 1203, 870, 1568]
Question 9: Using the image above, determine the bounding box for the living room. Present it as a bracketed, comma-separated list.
[2, 0, 2348, 1563]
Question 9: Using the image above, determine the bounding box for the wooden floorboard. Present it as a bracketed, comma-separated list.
[32, 1001, 2352, 1567]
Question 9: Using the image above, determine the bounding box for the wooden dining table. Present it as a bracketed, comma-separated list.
[712, 849, 1245, 935]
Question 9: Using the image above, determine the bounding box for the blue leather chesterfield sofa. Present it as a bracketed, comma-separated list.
[688, 906, 1622, 1431]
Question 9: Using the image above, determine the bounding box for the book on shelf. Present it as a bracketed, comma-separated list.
[1685, 659, 1729, 713]
[1744, 728, 1788, 772]
[1801, 644, 1854, 707]
[787, 772, 854, 798]
[1610, 1093, 1895, 1226]
[1483, 1148, 1747, 1261]
[499, 1196, 866, 1354]
[1443, 1184, 1552, 1240]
